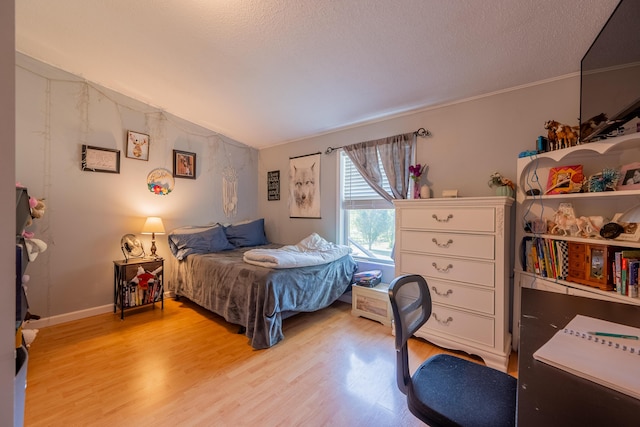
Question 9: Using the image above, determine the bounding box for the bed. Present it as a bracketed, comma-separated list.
[166, 220, 357, 349]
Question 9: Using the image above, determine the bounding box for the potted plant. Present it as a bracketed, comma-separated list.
[488, 172, 515, 197]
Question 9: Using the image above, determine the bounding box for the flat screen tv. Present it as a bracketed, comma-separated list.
[580, 0, 640, 142]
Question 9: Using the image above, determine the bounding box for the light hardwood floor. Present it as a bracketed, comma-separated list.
[24, 298, 517, 427]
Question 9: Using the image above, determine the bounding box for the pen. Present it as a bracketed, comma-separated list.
[587, 332, 639, 340]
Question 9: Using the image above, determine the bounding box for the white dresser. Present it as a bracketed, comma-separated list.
[394, 197, 513, 372]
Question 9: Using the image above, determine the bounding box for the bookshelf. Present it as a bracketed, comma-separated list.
[513, 133, 640, 349]
[113, 258, 164, 319]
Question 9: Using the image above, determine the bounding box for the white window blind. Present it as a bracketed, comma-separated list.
[341, 151, 393, 209]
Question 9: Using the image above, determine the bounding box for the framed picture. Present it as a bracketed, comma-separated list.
[289, 153, 321, 218]
[545, 165, 583, 195]
[126, 131, 150, 161]
[617, 162, 640, 190]
[173, 150, 196, 179]
[267, 170, 280, 201]
[612, 213, 640, 242]
[81, 145, 120, 173]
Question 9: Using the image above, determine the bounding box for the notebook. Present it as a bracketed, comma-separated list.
[533, 314, 640, 399]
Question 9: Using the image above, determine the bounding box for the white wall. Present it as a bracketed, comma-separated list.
[1, 2, 15, 424]
[258, 76, 580, 245]
[15, 54, 259, 319]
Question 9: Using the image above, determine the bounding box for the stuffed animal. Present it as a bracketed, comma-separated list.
[23, 197, 46, 227]
[30, 198, 46, 219]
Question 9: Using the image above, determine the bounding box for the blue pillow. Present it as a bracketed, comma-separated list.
[224, 218, 269, 247]
[168, 225, 234, 260]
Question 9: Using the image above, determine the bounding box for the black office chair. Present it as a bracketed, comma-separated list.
[388, 274, 517, 427]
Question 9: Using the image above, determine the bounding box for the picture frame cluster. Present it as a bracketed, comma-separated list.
[81, 130, 197, 182]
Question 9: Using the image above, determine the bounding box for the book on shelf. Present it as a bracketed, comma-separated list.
[523, 237, 568, 281]
[612, 249, 640, 296]
[533, 314, 640, 399]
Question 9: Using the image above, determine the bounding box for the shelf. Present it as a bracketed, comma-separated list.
[518, 133, 640, 164]
[522, 233, 640, 249]
[517, 269, 640, 307]
[524, 189, 640, 201]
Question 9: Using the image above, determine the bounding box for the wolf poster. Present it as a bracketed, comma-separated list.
[289, 153, 321, 218]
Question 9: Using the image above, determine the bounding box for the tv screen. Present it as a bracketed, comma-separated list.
[580, 0, 640, 142]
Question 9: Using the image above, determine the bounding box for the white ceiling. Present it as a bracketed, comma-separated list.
[16, 0, 620, 149]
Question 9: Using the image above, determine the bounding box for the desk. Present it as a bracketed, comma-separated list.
[518, 288, 640, 426]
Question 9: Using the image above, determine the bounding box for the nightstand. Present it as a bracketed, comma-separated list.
[351, 282, 392, 327]
[113, 258, 164, 319]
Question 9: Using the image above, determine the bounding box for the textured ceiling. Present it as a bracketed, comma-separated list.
[16, 0, 620, 149]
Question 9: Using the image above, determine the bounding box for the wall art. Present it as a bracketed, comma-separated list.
[81, 145, 120, 173]
[289, 153, 320, 218]
[147, 168, 174, 195]
[126, 131, 150, 161]
[267, 170, 280, 201]
[173, 150, 196, 179]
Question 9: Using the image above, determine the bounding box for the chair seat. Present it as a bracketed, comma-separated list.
[408, 354, 516, 427]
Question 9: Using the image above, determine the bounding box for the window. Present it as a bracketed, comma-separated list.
[339, 151, 395, 264]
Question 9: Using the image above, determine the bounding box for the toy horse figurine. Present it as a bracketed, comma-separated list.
[544, 120, 579, 150]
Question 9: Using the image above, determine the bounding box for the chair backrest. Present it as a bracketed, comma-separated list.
[388, 274, 431, 394]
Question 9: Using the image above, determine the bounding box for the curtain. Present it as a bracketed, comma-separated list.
[343, 132, 415, 202]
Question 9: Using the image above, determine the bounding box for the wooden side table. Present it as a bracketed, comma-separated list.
[113, 258, 164, 319]
[351, 282, 392, 327]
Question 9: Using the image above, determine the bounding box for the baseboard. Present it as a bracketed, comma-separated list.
[24, 292, 174, 329]
[24, 304, 113, 329]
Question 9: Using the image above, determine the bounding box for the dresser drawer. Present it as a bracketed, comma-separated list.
[400, 230, 495, 260]
[399, 252, 495, 288]
[397, 276, 494, 314]
[399, 206, 496, 232]
[428, 279, 494, 315]
[422, 303, 495, 347]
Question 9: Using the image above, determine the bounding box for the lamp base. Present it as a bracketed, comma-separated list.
[149, 233, 159, 258]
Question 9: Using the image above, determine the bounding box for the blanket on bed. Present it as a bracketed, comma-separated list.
[243, 233, 351, 268]
[167, 244, 357, 349]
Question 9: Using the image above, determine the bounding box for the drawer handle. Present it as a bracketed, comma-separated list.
[433, 313, 453, 326]
[431, 286, 453, 297]
[432, 262, 453, 273]
[432, 238, 453, 248]
[432, 214, 453, 222]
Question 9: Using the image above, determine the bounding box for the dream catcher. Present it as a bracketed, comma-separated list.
[223, 166, 238, 217]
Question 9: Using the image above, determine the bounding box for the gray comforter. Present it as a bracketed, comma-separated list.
[166, 244, 357, 349]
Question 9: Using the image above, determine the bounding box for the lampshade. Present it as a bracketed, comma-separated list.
[618, 204, 640, 224]
[141, 217, 165, 235]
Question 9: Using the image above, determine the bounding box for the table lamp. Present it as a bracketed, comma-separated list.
[141, 216, 165, 258]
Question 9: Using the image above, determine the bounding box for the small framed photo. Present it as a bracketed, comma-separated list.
[612, 213, 640, 242]
[81, 145, 120, 173]
[545, 165, 583, 195]
[126, 131, 150, 161]
[617, 162, 640, 190]
[173, 150, 196, 179]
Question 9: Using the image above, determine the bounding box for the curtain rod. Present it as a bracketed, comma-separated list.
[324, 127, 431, 154]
